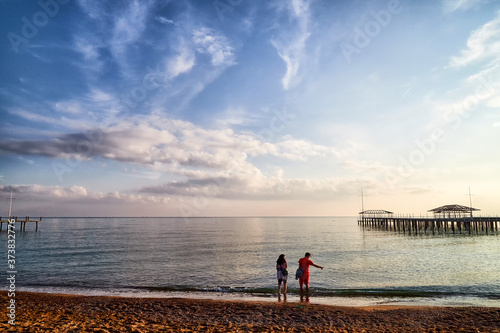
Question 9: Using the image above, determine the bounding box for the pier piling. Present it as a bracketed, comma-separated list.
[359, 215, 499, 236]
[0, 216, 42, 232]
[358, 205, 498, 236]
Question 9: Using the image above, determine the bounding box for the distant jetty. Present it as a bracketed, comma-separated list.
[2, 190, 41, 231]
[358, 205, 499, 235]
[0, 216, 42, 232]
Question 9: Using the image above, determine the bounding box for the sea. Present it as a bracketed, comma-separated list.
[3, 216, 500, 307]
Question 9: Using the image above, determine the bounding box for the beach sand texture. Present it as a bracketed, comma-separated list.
[2, 292, 500, 332]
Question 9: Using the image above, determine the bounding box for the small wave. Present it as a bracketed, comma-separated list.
[19, 284, 500, 307]
[134, 285, 277, 295]
[133, 285, 500, 300]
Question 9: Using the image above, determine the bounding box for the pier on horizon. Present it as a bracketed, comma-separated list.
[358, 204, 499, 235]
[0, 216, 42, 232]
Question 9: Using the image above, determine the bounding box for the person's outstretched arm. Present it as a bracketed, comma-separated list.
[313, 263, 323, 270]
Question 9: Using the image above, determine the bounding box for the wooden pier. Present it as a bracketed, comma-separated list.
[359, 215, 499, 235]
[358, 205, 499, 235]
[0, 216, 42, 232]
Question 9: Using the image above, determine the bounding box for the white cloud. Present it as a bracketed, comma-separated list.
[77, 0, 105, 20]
[9, 108, 56, 124]
[76, 0, 155, 79]
[112, 1, 149, 46]
[89, 89, 114, 103]
[74, 36, 100, 62]
[156, 16, 175, 25]
[110, 2, 152, 78]
[54, 102, 83, 115]
[215, 107, 248, 127]
[435, 78, 498, 123]
[448, 11, 500, 67]
[487, 95, 500, 107]
[167, 41, 196, 78]
[271, 41, 303, 90]
[14, 88, 121, 131]
[6, 184, 89, 200]
[441, 0, 490, 13]
[0, 115, 343, 202]
[0, 184, 170, 208]
[427, 13, 500, 130]
[8, 108, 93, 130]
[270, 0, 312, 90]
[0, 115, 337, 168]
[138, 171, 361, 202]
[192, 27, 235, 67]
[71, 33, 107, 78]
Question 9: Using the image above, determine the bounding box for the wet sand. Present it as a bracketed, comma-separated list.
[2, 291, 500, 332]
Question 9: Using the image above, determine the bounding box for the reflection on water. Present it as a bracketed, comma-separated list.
[3, 216, 499, 306]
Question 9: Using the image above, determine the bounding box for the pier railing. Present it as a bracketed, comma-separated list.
[0, 216, 41, 232]
[358, 214, 499, 235]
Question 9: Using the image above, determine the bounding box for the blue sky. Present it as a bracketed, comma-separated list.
[1, 0, 499, 217]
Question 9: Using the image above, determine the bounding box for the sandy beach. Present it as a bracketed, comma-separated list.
[2, 292, 500, 332]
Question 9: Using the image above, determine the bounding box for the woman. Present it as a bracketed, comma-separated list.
[276, 254, 288, 298]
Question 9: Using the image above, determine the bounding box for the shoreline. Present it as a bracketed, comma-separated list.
[3, 292, 500, 332]
[15, 286, 500, 308]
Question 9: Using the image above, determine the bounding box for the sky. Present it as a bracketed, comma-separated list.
[0, 0, 499, 217]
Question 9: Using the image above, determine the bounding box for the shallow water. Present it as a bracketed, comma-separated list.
[4, 216, 500, 306]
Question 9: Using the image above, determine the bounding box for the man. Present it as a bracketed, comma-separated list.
[298, 252, 323, 293]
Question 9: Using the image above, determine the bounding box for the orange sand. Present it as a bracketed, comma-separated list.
[2, 292, 500, 332]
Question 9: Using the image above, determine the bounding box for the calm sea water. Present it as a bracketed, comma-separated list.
[4, 217, 500, 307]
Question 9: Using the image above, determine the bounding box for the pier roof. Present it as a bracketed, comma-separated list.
[428, 204, 480, 214]
[359, 210, 393, 215]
